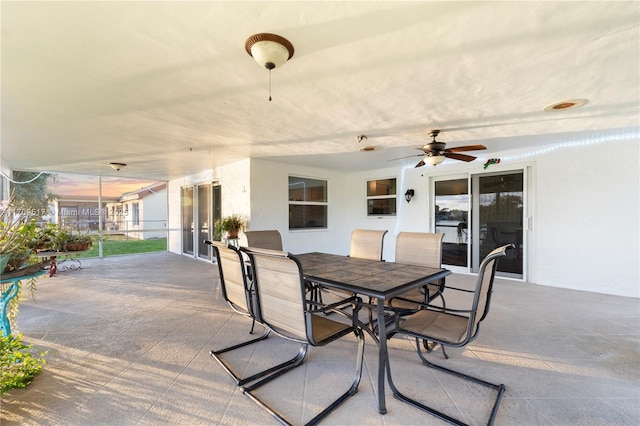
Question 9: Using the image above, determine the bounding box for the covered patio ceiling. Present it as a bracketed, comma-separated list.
[1, 1, 638, 181]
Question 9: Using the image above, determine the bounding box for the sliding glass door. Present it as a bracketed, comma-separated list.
[197, 184, 210, 259]
[181, 183, 221, 259]
[472, 171, 523, 278]
[434, 177, 469, 268]
[181, 187, 194, 255]
[433, 170, 524, 279]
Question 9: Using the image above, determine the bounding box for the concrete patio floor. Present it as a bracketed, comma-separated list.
[1, 251, 638, 425]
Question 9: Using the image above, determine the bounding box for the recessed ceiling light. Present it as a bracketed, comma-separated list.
[543, 99, 588, 112]
[359, 146, 378, 152]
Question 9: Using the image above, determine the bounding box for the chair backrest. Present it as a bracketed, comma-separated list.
[207, 240, 252, 316]
[349, 229, 388, 260]
[468, 244, 514, 340]
[395, 232, 444, 267]
[244, 230, 283, 251]
[243, 247, 308, 342]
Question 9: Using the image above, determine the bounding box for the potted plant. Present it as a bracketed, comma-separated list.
[29, 223, 59, 252]
[214, 214, 247, 240]
[63, 233, 93, 252]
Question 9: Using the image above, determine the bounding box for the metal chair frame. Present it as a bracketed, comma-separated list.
[205, 240, 305, 386]
[241, 247, 365, 426]
[386, 244, 514, 426]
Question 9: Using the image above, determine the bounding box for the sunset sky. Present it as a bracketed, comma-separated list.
[48, 173, 162, 198]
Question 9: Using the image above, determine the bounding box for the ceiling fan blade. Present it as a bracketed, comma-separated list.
[444, 152, 477, 162]
[447, 144, 487, 153]
[386, 153, 425, 162]
[415, 159, 426, 168]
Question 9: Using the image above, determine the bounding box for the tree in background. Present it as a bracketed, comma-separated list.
[10, 172, 57, 221]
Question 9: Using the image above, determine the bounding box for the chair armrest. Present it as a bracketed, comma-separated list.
[307, 296, 363, 327]
[308, 295, 360, 313]
[440, 285, 475, 293]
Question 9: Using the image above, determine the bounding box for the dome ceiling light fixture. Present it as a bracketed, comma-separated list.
[245, 33, 294, 101]
[110, 162, 127, 171]
[543, 99, 588, 112]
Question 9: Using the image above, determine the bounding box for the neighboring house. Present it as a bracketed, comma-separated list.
[52, 195, 120, 231]
[50, 183, 167, 240]
[117, 183, 167, 240]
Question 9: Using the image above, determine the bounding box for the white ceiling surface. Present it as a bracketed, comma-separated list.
[1, 1, 638, 181]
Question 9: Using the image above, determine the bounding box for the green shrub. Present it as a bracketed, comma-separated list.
[0, 333, 47, 394]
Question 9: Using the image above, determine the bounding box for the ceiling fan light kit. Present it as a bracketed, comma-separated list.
[245, 33, 294, 101]
[425, 155, 446, 166]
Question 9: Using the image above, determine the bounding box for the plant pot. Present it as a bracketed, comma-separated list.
[4, 253, 31, 273]
[227, 230, 239, 239]
[64, 241, 91, 252]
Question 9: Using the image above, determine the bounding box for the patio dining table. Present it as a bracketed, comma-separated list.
[296, 252, 451, 414]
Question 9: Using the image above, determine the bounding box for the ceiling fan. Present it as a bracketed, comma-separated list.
[390, 129, 487, 167]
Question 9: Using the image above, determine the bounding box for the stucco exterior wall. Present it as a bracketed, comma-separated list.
[167, 160, 250, 254]
[535, 137, 639, 297]
[248, 159, 351, 254]
[167, 136, 639, 298]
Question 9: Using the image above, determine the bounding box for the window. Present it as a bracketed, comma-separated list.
[288, 176, 327, 229]
[367, 178, 396, 216]
[132, 202, 139, 226]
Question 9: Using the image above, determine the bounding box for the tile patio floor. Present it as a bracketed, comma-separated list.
[2, 252, 638, 425]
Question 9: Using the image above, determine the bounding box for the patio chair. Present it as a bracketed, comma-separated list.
[205, 240, 306, 386]
[244, 229, 283, 251]
[349, 228, 388, 260]
[386, 232, 446, 354]
[320, 228, 389, 305]
[388, 232, 445, 311]
[241, 247, 365, 426]
[386, 244, 514, 426]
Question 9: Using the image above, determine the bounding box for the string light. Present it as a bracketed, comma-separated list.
[0, 171, 47, 184]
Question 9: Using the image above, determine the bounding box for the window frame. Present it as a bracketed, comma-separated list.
[288, 175, 328, 230]
[131, 202, 140, 226]
[366, 177, 397, 217]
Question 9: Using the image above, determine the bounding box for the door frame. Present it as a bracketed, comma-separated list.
[180, 181, 221, 260]
[430, 166, 531, 281]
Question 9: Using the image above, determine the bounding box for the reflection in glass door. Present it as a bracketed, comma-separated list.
[434, 178, 469, 267]
[472, 171, 523, 278]
[181, 187, 194, 255]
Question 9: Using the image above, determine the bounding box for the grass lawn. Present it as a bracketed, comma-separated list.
[76, 236, 167, 258]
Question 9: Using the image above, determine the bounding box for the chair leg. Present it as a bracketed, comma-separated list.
[211, 326, 306, 386]
[385, 337, 505, 426]
[243, 329, 365, 426]
[422, 339, 449, 359]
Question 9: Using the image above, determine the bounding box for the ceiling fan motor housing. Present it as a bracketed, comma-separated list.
[423, 141, 446, 154]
